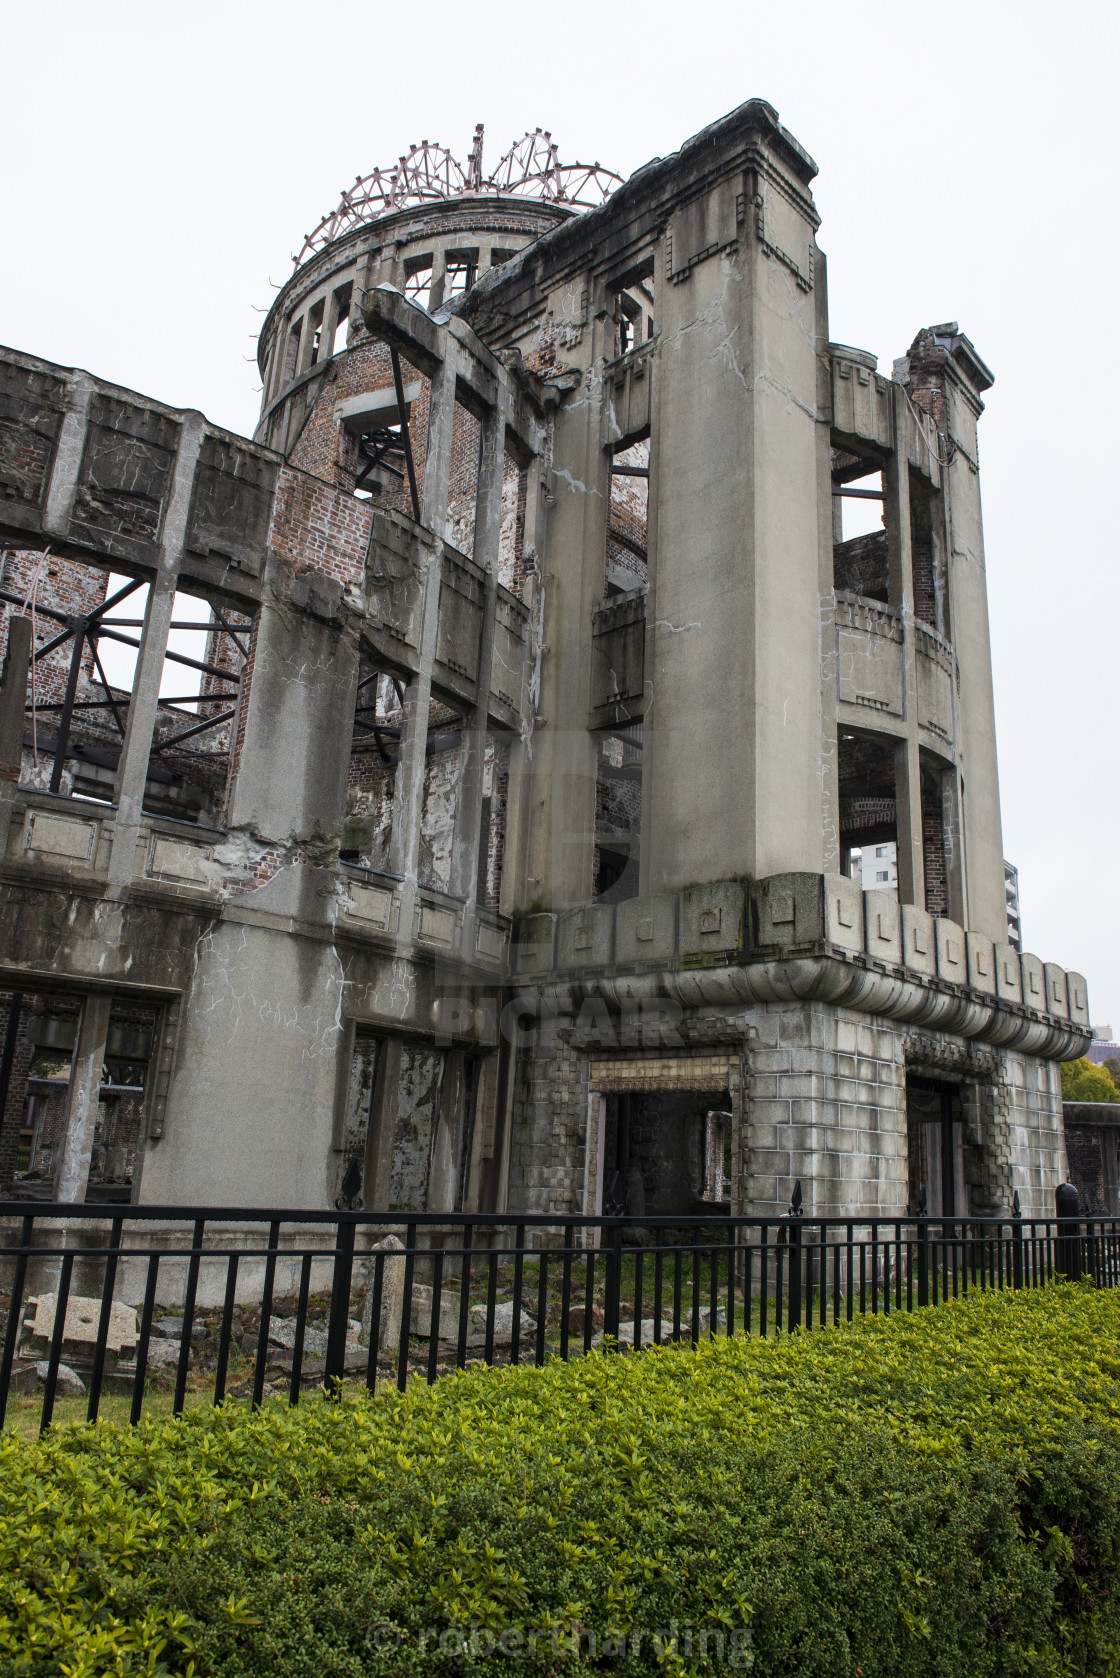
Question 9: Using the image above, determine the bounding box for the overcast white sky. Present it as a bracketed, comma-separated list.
[3, 0, 1116, 1024]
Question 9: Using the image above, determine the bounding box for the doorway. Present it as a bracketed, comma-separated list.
[906, 1074, 964, 1217]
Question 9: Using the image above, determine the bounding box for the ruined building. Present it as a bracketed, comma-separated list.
[0, 103, 1092, 1224]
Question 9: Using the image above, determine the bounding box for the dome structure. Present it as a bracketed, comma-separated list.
[294, 125, 622, 264]
[255, 124, 622, 445]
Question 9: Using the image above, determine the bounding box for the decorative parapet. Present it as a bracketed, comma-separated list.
[512, 872, 1090, 1061]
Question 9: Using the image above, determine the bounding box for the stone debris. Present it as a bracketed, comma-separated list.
[359, 1236, 406, 1348]
[267, 1318, 328, 1358]
[22, 1293, 137, 1357]
[142, 1339, 183, 1368]
[34, 1360, 86, 1395]
[468, 1300, 536, 1345]
[592, 1320, 677, 1349]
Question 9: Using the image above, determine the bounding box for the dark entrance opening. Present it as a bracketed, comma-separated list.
[906, 1074, 964, 1217]
[602, 1090, 730, 1219]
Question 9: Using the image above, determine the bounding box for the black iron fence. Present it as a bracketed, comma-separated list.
[1, 1192, 1117, 1436]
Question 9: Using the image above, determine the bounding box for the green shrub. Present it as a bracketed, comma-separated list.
[2, 1285, 1120, 1676]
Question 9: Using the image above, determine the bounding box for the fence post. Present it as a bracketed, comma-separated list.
[1011, 1190, 1023, 1289]
[787, 1181, 803, 1333]
[603, 1218, 623, 1346]
[324, 1216, 356, 1394]
[916, 1182, 929, 1309]
[1055, 1180, 1082, 1282]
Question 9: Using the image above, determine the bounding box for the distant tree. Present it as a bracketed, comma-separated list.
[1104, 1058, 1120, 1093]
[1061, 1057, 1120, 1103]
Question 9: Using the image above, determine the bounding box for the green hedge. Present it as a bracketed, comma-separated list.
[3, 1285, 1120, 1676]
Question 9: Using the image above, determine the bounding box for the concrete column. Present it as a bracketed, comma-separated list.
[54, 992, 112, 1204]
[0, 613, 31, 775]
[427, 1049, 465, 1213]
[107, 415, 204, 886]
[0, 613, 31, 859]
[815, 262, 841, 876]
[643, 162, 825, 890]
[513, 307, 610, 911]
[364, 1038, 403, 1209]
[320, 291, 338, 361]
[390, 345, 458, 919]
[295, 310, 317, 378]
[450, 394, 507, 926]
[43, 373, 95, 538]
[883, 448, 924, 908]
[942, 388, 1006, 940]
[427, 254, 448, 314]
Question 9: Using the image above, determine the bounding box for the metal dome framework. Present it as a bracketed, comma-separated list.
[295, 124, 622, 264]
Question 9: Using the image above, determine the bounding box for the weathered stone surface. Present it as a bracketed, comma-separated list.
[267, 1319, 328, 1358]
[23, 1294, 137, 1356]
[34, 1360, 85, 1395]
[359, 1236, 406, 1349]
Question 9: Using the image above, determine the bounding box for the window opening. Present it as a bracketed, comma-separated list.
[838, 731, 897, 896]
[0, 557, 250, 823]
[832, 449, 887, 599]
[606, 438, 648, 596]
[594, 724, 642, 902]
[403, 255, 435, 310]
[444, 248, 480, 296]
[325, 283, 352, 359]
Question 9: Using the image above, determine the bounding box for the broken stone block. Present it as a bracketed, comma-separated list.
[469, 1300, 537, 1345]
[267, 1318, 328, 1358]
[152, 1317, 184, 1339]
[34, 1360, 86, 1395]
[359, 1235, 406, 1349]
[566, 1303, 604, 1338]
[687, 1305, 728, 1334]
[21, 1292, 138, 1363]
[399, 1282, 466, 1341]
[142, 1339, 183, 1369]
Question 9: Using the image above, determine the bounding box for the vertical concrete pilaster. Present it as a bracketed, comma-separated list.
[107, 415, 204, 886]
[54, 992, 112, 1204]
[451, 393, 508, 937]
[883, 446, 925, 909]
[391, 345, 458, 923]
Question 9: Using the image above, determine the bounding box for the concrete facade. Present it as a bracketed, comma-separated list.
[0, 106, 1090, 1224]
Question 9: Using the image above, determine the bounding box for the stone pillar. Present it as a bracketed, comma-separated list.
[450, 393, 507, 933]
[883, 445, 925, 909]
[107, 415, 204, 886]
[514, 302, 609, 911]
[427, 254, 448, 313]
[54, 992, 112, 1204]
[389, 344, 459, 912]
[642, 149, 825, 890]
[0, 614, 32, 856]
[906, 331, 1004, 940]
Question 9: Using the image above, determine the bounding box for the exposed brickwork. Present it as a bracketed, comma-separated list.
[921, 781, 948, 917]
[268, 464, 373, 588]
